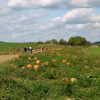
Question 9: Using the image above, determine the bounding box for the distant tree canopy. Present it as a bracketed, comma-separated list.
[51, 39, 58, 44]
[45, 40, 51, 44]
[44, 36, 91, 46]
[45, 39, 58, 44]
[59, 39, 67, 45]
[68, 36, 90, 46]
[37, 41, 44, 44]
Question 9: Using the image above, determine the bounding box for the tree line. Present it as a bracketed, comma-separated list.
[37, 36, 91, 46]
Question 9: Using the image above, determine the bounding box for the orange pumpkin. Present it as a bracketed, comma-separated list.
[65, 97, 72, 100]
[26, 64, 33, 69]
[62, 60, 66, 63]
[44, 61, 49, 66]
[33, 65, 39, 71]
[70, 78, 77, 83]
[36, 60, 41, 65]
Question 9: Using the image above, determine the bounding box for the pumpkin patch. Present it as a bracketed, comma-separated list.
[0, 45, 99, 100]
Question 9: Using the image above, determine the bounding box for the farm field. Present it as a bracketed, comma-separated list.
[0, 44, 100, 100]
[0, 42, 38, 55]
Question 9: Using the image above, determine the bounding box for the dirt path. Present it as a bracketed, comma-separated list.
[0, 48, 61, 64]
[0, 55, 18, 63]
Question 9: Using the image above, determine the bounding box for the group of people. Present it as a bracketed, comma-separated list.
[23, 46, 48, 53]
[23, 47, 34, 53]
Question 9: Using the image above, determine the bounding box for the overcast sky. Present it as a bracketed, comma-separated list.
[0, 0, 100, 42]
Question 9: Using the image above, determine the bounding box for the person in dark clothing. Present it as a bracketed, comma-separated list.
[23, 47, 27, 52]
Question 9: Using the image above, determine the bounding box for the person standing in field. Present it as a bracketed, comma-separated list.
[29, 46, 33, 53]
[40, 47, 44, 52]
[31, 48, 34, 54]
[23, 47, 28, 52]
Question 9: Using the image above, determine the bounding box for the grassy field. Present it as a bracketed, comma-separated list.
[0, 42, 63, 55]
[0, 42, 38, 55]
[0, 44, 100, 100]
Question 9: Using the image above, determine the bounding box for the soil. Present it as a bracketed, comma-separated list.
[0, 55, 18, 63]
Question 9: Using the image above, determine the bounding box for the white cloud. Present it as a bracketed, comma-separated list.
[34, 0, 56, 7]
[8, 0, 28, 7]
[34, 0, 100, 8]
[38, 8, 100, 31]
[65, 24, 86, 30]
[92, 15, 100, 22]
[87, 0, 100, 7]
[62, 8, 95, 23]
[12, 32, 29, 38]
[0, 0, 100, 42]
[6, 0, 100, 9]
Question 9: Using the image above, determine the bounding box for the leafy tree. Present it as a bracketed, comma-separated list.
[68, 36, 90, 46]
[51, 39, 58, 44]
[45, 40, 51, 44]
[37, 41, 44, 44]
[59, 39, 67, 45]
